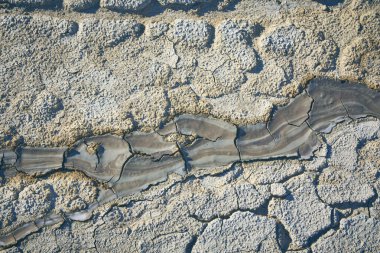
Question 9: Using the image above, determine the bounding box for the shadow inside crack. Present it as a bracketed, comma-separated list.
[313, 0, 345, 6]
[276, 221, 292, 252]
[1, 0, 63, 11]
[118, 0, 242, 17]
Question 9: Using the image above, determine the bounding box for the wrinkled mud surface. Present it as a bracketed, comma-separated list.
[0, 0, 380, 252]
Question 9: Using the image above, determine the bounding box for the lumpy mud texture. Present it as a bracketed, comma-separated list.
[1, 0, 380, 252]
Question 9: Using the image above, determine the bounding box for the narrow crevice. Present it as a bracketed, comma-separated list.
[265, 106, 278, 143]
[176, 142, 191, 174]
[288, 92, 315, 128]
[210, 59, 230, 84]
[303, 90, 320, 135]
[276, 221, 292, 252]
[255, 225, 278, 252]
[234, 126, 242, 161]
[329, 188, 378, 210]
[151, 231, 185, 242]
[340, 99, 355, 121]
[314, 0, 345, 7]
[305, 208, 342, 248]
[92, 225, 100, 253]
[196, 58, 229, 89]
[53, 228, 62, 252]
[0, 151, 5, 168]
[188, 204, 274, 224]
[162, 89, 173, 127]
[184, 223, 207, 253]
[266, 123, 276, 143]
[112, 150, 135, 186]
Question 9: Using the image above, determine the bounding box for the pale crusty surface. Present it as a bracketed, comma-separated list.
[0, 0, 380, 252]
[1, 0, 379, 148]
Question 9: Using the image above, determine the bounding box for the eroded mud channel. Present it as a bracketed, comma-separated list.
[1, 78, 380, 251]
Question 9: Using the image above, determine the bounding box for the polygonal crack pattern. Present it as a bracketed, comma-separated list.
[0, 77, 379, 250]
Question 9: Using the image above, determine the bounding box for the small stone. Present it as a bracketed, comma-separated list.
[85, 142, 100, 156]
[271, 183, 287, 197]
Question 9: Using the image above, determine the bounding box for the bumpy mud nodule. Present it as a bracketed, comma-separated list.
[1, 0, 380, 252]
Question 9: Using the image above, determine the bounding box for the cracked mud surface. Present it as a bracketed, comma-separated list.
[1, 0, 380, 252]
